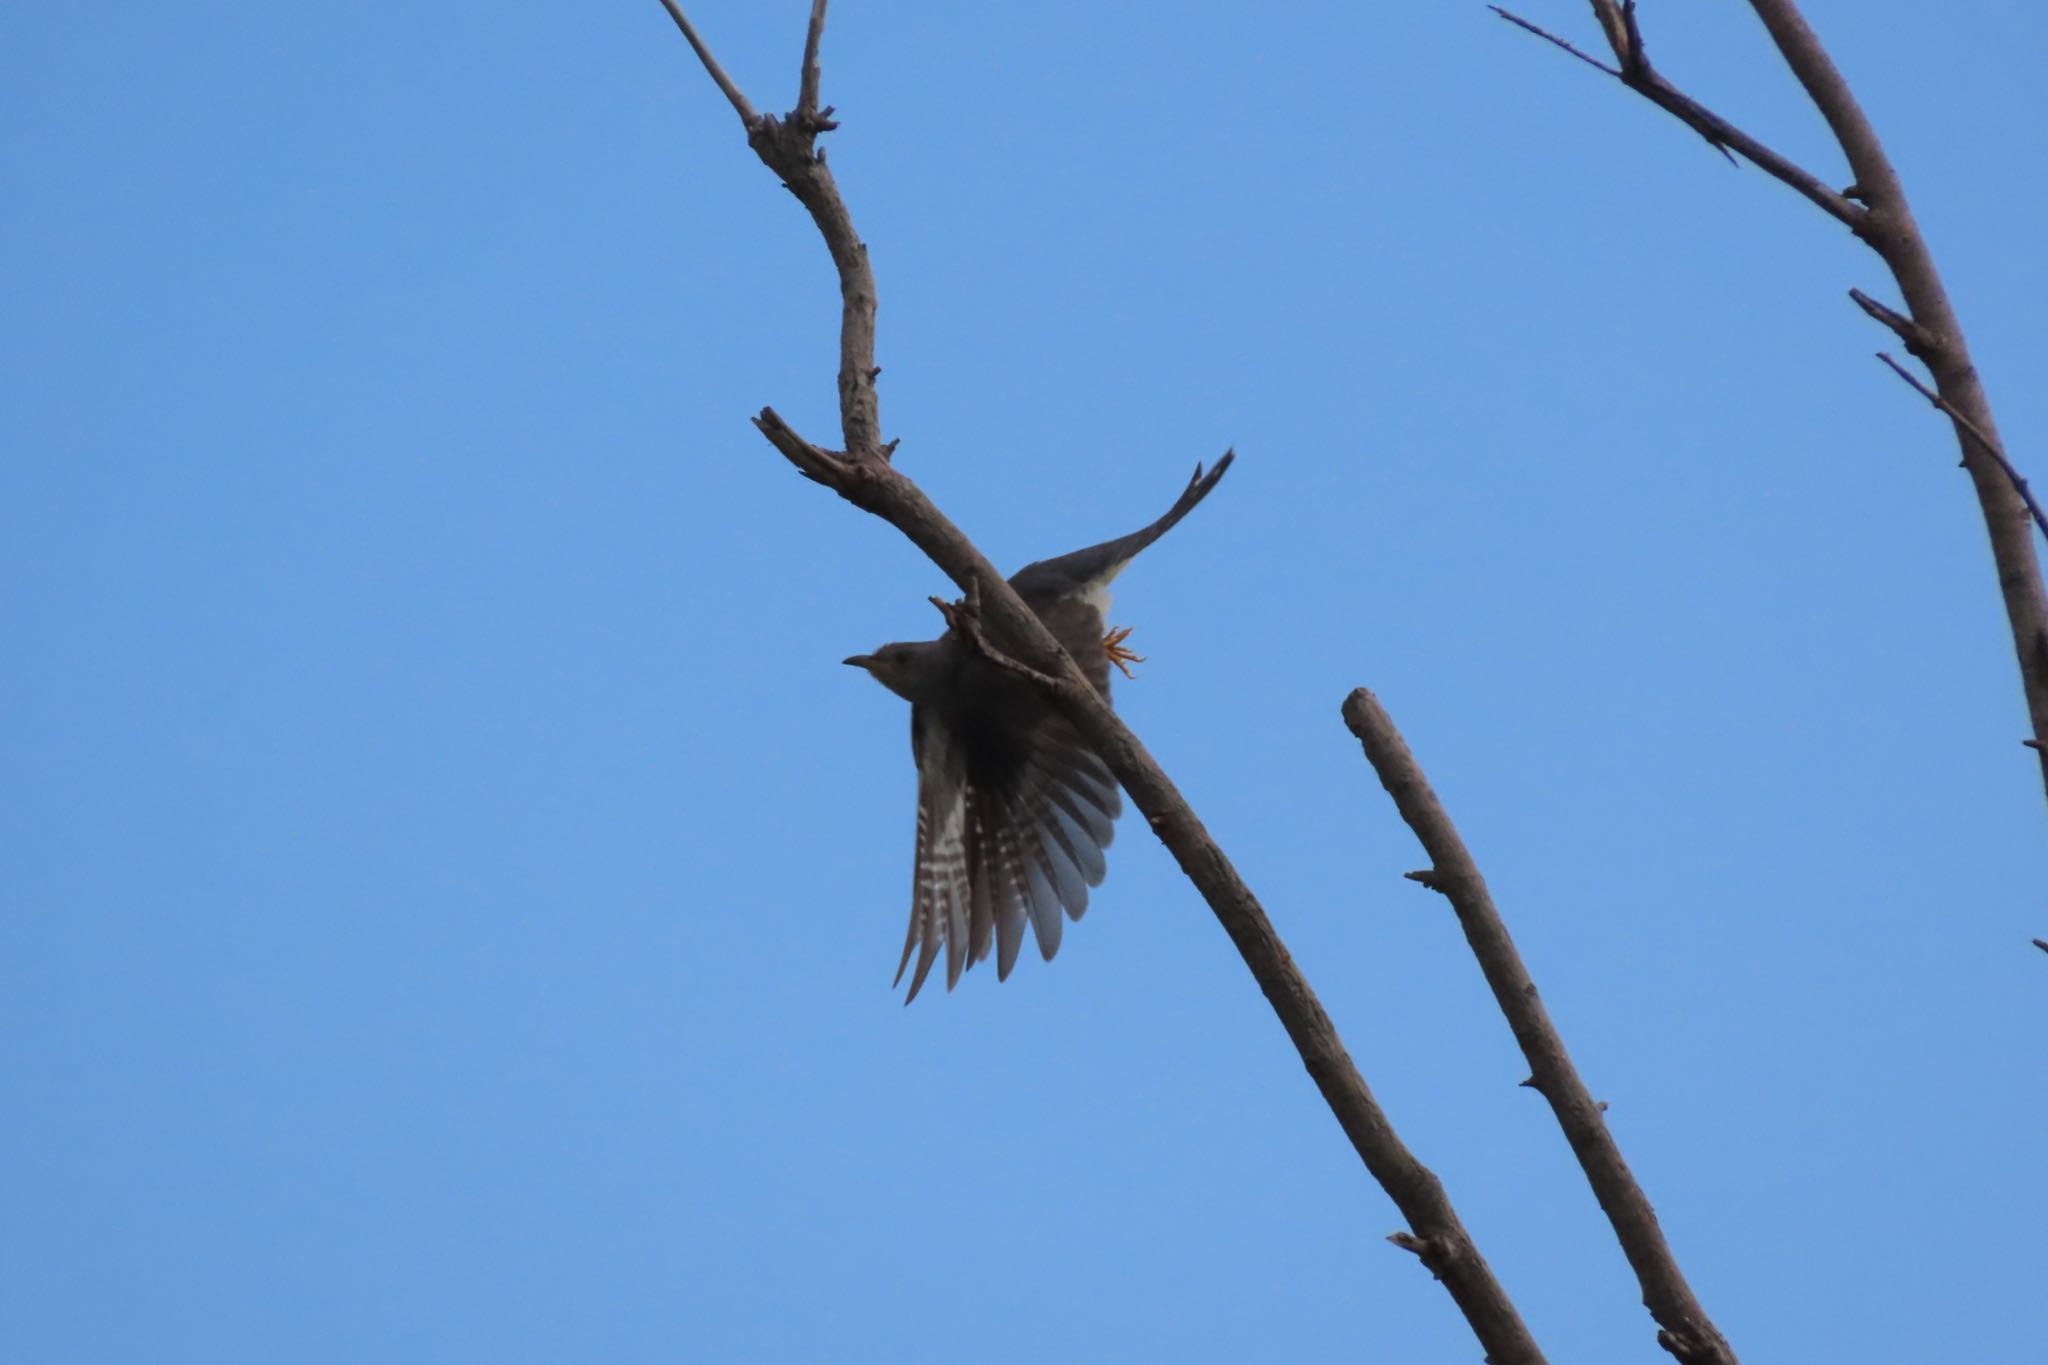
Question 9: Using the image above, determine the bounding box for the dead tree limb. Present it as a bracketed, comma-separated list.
[655, 4, 1546, 1360]
[1867, 352, 2048, 543]
[1344, 689, 1739, 1365]
[1493, 0, 2048, 800]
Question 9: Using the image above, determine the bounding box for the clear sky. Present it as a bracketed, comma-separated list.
[6, 2, 2045, 1361]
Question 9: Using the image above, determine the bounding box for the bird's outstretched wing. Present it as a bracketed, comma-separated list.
[897, 698, 1120, 1002]
[1007, 451, 1234, 613]
[1007, 451, 1234, 696]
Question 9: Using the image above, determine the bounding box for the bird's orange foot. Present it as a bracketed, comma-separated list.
[1103, 625, 1146, 680]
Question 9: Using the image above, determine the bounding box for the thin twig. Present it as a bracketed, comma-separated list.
[796, 0, 828, 119]
[1874, 353, 2048, 541]
[657, 7, 1548, 1361]
[928, 588, 1070, 692]
[1488, 6, 1618, 76]
[2033, 938, 2048, 955]
[654, 1, 757, 126]
[1491, 6, 1860, 223]
[1871, 355, 1995, 457]
[1847, 287, 1934, 354]
[1343, 688, 1739, 1365]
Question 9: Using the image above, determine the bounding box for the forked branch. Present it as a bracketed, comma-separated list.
[656, 4, 1546, 1360]
[1494, 1, 2048, 799]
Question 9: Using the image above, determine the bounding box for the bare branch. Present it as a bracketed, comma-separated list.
[1871, 355, 1993, 460]
[657, 3, 871, 456]
[1733, 1, 2048, 791]
[1846, 287, 1934, 354]
[1501, 2, 2048, 800]
[660, 9, 1549, 1360]
[749, 406, 844, 486]
[1343, 687, 1740, 1365]
[2032, 938, 2048, 955]
[1743, 1, 1897, 207]
[748, 153, 876, 454]
[654, 1, 757, 126]
[1491, 6, 1861, 223]
[1874, 355, 2048, 542]
[1487, 6, 1619, 77]
[796, 0, 828, 119]
[1589, 0, 1630, 65]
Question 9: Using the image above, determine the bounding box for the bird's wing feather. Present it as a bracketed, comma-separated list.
[973, 709, 1118, 968]
[899, 696, 1121, 996]
[1006, 452, 1234, 604]
[900, 706, 972, 1002]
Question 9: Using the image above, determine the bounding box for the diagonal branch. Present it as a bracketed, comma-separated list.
[657, 5, 1546, 1360]
[1490, 5, 1859, 223]
[655, 0, 756, 126]
[1847, 287, 1935, 356]
[1344, 689, 1739, 1365]
[1497, 1, 2048, 800]
[1873, 353, 2048, 542]
[1489, 6, 1618, 76]
[754, 419, 1549, 1364]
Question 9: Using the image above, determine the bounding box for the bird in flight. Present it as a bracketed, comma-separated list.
[844, 452, 1235, 1001]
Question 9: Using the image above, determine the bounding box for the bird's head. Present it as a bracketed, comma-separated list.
[843, 639, 952, 703]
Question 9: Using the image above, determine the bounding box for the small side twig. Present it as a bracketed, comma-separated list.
[1344, 687, 1738, 1365]
[796, 0, 828, 121]
[928, 586, 1070, 692]
[1488, 6, 1618, 76]
[1847, 287, 1936, 355]
[655, 0, 757, 126]
[1873, 354, 2048, 541]
[751, 406, 846, 487]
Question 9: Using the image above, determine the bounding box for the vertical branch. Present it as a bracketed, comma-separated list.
[1344, 689, 1740, 1365]
[659, 0, 881, 463]
[749, 114, 885, 461]
[1740, 0, 2048, 795]
[796, 0, 828, 119]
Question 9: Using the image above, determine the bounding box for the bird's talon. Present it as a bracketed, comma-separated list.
[1103, 625, 1146, 679]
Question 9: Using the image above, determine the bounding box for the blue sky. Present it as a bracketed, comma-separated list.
[5, 2, 2045, 1360]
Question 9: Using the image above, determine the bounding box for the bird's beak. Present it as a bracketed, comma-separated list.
[842, 654, 874, 670]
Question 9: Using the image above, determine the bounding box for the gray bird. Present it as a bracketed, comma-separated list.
[844, 452, 1235, 1001]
